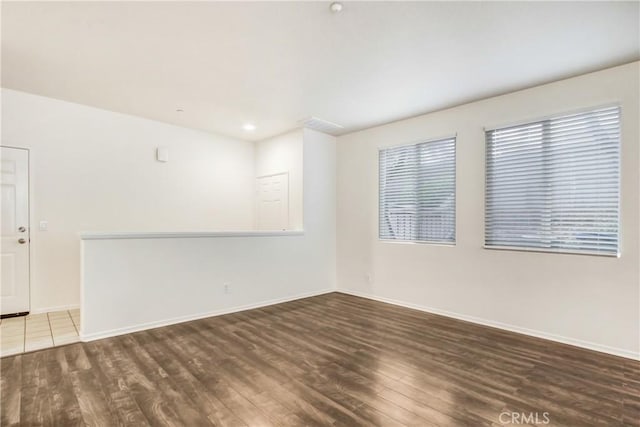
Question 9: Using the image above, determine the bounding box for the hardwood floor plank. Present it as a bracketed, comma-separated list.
[117, 334, 215, 426]
[45, 347, 85, 426]
[182, 321, 373, 426]
[140, 327, 252, 427]
[1, 292, 637, 426]
[82, 340, 151, 426]
[232, 302, 506, 425]
[19, 350, 53, 426]
[69, 368, 119, 426]
[62, 342, 92, 372]
[329, 294, 630, 378]
[151, 324, 278, 427]
[193, 317, 403, 427]
[292, 298, 632, 414]
[0, 353, 22, 426]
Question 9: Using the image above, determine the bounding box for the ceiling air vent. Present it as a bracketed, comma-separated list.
[299, 116, 344, 135]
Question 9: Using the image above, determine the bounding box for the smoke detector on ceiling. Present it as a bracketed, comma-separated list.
[299, 116, 345, 135]
[330, 2, 343, 13]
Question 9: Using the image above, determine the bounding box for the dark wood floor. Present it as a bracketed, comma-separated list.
[1, 292, 638, 426]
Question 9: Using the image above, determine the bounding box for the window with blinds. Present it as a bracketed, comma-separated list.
[485, 106, 620, 256]
[379, 137, 456, 243]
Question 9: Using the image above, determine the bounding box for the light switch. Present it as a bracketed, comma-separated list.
[156, 147, 169, 162]
[39, 221, 48, 231]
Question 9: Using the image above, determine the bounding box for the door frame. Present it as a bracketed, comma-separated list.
[255, 171, 290, 231]
[1, 145, 31, 316]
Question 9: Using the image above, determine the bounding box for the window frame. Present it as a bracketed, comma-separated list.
[483, 104, 622, 257]
[378, 135, 457, 245]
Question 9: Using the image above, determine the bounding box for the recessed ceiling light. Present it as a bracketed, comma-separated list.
[243, 123, 256, 131]
[330, 2, 343, 13]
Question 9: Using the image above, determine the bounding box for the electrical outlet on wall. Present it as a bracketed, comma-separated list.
[223, 282, 231, 294]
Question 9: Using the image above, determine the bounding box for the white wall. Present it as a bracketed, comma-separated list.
[80, 129, 336, 339]
[1, 89, 256, 313]
[336, 62, 640, 359]
[254, 129, 304, 230]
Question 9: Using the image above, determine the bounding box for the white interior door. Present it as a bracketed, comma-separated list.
[1, 147, 30, 315]
[256, 172, 289, 231]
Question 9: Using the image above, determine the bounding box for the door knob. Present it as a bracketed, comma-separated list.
[18, 226, 26, 232]
[18, 238, 27, 244]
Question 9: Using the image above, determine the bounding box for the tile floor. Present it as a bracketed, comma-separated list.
[0, 309, 80, 357]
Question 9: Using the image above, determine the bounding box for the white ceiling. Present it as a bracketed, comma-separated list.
[2, 1, 638, 141]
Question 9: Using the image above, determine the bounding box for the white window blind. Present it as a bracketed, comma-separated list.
[485, 106, 620, 256]
[379, 137, 456, 243]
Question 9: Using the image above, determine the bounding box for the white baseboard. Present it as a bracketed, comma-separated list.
[337, 289, 639, 361]
[30, 304, 80, 314]
[80, 288, 334, 342]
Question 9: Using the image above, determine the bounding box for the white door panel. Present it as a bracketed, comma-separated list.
[256, 173, 289, 231]
[1, 147, 30, 315]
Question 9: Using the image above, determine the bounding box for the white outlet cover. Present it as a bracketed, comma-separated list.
[39, 220, 48, 231]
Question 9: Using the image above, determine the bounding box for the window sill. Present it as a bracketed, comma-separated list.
[379, 239, 456, 247]
[483, 245, 620, 258]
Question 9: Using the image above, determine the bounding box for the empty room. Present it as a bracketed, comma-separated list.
[0, 1, 638, 426]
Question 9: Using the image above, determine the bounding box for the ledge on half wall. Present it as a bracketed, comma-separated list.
[79, 230, 305, 240]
